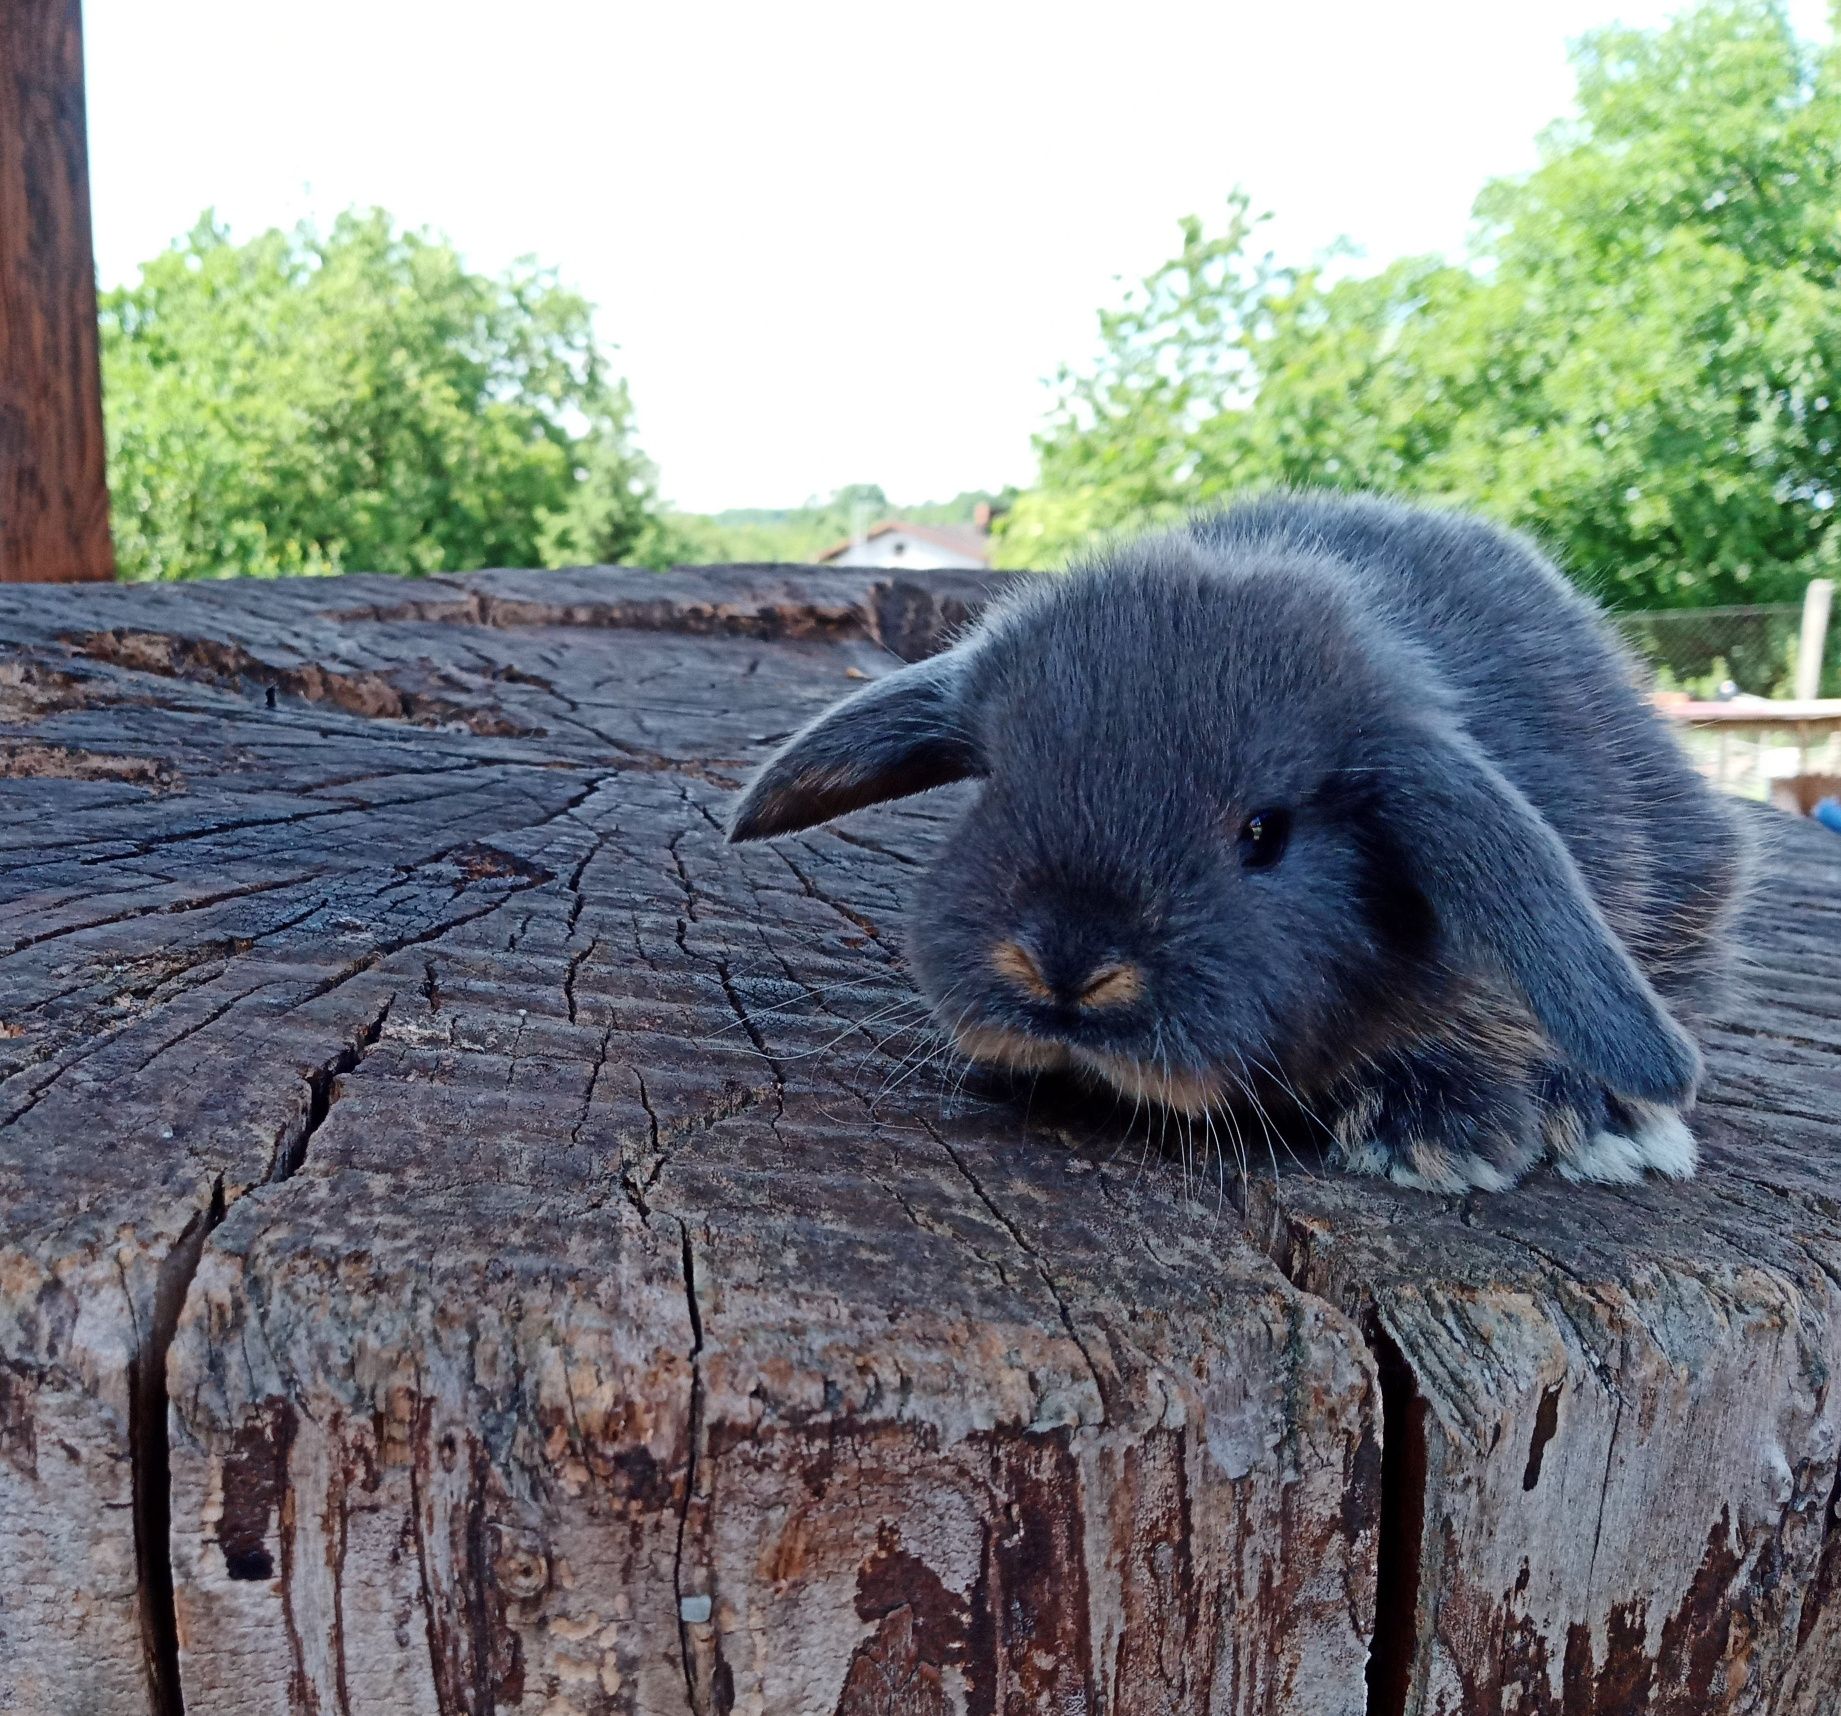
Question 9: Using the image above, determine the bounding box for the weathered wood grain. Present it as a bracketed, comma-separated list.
[0, 0, 114, 583]
[0, 564, 1836, 1715]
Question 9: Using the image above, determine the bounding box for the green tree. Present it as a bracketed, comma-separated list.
[101, 209, 667, 580]
[1001, 1, 1841, 609]
[536, 420, 676, 570]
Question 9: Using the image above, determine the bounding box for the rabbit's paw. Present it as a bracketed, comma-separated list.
[1538, 1065, 1698, 1183]
[1330, 1040, 1543, 1193]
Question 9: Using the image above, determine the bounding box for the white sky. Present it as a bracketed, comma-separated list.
[84, 0, 1832, 514]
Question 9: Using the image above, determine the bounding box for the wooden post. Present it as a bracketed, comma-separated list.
[1796, 577, 1834, 702]
[0, 0, 114, 583]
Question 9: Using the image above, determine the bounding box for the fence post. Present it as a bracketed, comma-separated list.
[1795, 578, 1833, 702]
[0, 0, 114, 583]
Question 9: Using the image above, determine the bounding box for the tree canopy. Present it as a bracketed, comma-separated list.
[997, 0, 1841, 610]
[101, 210, 668, 580]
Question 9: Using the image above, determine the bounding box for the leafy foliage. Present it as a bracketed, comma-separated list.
[102, 210, 669, 580]
[999, 1, 1841, 609]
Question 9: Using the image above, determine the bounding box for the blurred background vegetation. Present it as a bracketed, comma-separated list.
[101, 210, 671, 579]
[659, 485, 1010, 566]
[99, 215, 1007, 579]
[996, 1, 1841, 617]
[97, 0, 1841, 698]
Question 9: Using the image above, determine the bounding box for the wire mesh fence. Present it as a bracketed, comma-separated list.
[1612, 602, 1835, 699]
[1613, 595, 1841, 800]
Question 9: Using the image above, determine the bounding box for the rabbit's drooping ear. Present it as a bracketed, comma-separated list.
[1391, 725, 1700, 1105]
[727, 650, 982, 842]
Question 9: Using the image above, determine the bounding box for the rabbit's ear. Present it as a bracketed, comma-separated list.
[1390, 724, 1700, 1104]
[727, 651, 982, 842]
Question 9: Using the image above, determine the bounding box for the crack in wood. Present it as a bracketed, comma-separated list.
[130, 1177, 226, 1716]
[1363, 1314, 1429, 1716]
[624, 1071, 664, 1220]
[72, 629, 545, 739]
[673, 1221, 712, 1716]
[1523, 1381, 1565, 1492]
[921, 1117, 1114, 1425]
[0, 872, 310, 958]
[1795, 1455, 1841, 1651]
[273, 994, 397, 1182]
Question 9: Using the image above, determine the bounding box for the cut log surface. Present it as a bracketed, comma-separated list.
[0, 565, 1835, 1716]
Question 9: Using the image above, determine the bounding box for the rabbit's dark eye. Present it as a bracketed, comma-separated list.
[1237, 808, 1292, 870]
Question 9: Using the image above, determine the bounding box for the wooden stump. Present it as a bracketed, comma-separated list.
[0, 564, 1835, 1715]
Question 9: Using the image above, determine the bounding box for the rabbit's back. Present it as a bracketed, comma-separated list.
[1188, 493, 1744, 1001]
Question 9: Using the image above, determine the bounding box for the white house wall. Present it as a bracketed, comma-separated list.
[824, 531, 987, 571]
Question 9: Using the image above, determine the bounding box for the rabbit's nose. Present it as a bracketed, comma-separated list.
[991, 940, 1144, 1012]
[990, 939, 1055, 1001]
[1074, 963, 1144, 1010]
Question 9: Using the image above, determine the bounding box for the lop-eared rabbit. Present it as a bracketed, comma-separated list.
[730, 494, 1744, 1192]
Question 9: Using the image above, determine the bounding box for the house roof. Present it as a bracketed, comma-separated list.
[814, 519, 990, 565]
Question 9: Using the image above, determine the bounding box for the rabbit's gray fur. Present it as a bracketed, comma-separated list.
[729, 492, 1745, 1191]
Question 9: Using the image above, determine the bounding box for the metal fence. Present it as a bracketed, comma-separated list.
[1614, 602, 1835, 699]
[1614, 590, 1841, 798]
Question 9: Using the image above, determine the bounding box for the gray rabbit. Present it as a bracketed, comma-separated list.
[729, 493, 1745, 1191]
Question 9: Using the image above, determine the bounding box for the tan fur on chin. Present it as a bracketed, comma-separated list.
[1070, 1048, 1222, 1114]
[949, 1024, 1219, 1112]
[951, 1023, 1071, 1074]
